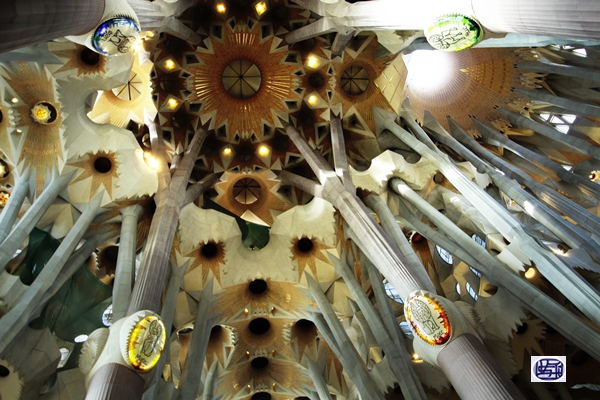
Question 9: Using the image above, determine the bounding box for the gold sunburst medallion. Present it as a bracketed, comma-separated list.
[70, 151, 119, 199]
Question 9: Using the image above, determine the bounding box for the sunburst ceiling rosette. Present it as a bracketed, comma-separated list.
[1, 62, 64, 194]
[187, 22, 302, 142]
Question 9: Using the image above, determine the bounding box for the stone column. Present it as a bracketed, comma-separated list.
[497, 108, 600, 161]
[518, 60, 600, 84]
[112, 204, 144, 321]
[471, 0, 600, 40]
[177, 281, 217, 400]
[473, 118, 600, 200]
[127, 128, 207, 314]
[332, 255, 427, 400]
[305, 356, 333, 400]
[0, 166, 29, 244]
[0, 0, 105, 53]
[201, 362, 219, 400]
[0, 194, 103, 356]
[307, 275, 385, 400]
[437, 333, 524, 400]
[0, 170, 75, 270]
[385, 113, 600, 327]
[516, 88, 600, 118]
[86, 363, 145, 400]
[390, 181, 600, 361]
[425, 115, 600, 264]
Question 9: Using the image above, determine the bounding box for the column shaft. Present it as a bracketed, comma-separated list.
[437, 333, 525, 400]
[305, 357, 333, 400]
[112, 205, 143, 321]
[0, 170, 75, 270]
[515, 88, 600, 118]
[0, 0, 105, 53]
[85, 363, 145, 400]
[497, 108, 600, 161]
[391, 185, 600, 361]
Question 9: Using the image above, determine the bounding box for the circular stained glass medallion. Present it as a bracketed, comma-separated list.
[92, 17, 140, 56]
[426, 15, 482, 52]
[222, 60, 262, 99]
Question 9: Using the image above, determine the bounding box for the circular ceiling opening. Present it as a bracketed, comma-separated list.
[251, 393, 271, 400]
[222, 59, 262, 99]
[249, 318, 270, 335]
[296, 238, 313, 253]
[571, 351, 588, 366]
[516, 323, 528, 335]
[0, 365, 9, 377]
[179, 326, 194, 335]
[94, 157, 113, 173]
[0, 108, 3, 123]
[249, 279, 268, 295]
[340, 66, 369, 95]
[104, 246, 119, 262]
[295, 319, 315, 332]
[201, 242, 218, 258]
[81, 48, 100, 65]
[251, 356, 269, 369]
[308, 73, 325, 88]
[233, 178, 261, 205]
[210, 325, 222, 337]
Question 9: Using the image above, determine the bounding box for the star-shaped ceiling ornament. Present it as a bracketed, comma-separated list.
[69, 151, 119, 200]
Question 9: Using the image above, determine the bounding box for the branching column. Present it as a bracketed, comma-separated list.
[112, 205, 144, 321]
[0, 0, 106, 53]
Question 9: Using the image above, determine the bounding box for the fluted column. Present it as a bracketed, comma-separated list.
[426, 116, 600, 263]
[307, 275, 384, 400]
[497, 108, 600, 161]
[332, 255, 427, 400]
[471, 0, 600, 40]
[518, 60, 600, 83]
[0, 194, 102, 356]
[390, 182, 600, 361]
[515, 88, 600, 118]
[437, 333, 524, 400]
[201, 362, 219, 400]
[112, 204, 144, 321]
[305, 356, 333, 400]
[86, 363, 144, 400]
[0, 0, 105, 53]
[0, 166, 29, 244]
[0, 170, 75, 270]
[177, 280, 216, 400]
[473, 118, 600, 200]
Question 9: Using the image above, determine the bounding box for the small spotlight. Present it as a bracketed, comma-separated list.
[144, 152, 160, 170]
[164, 59, 176, 71]
[307, 94, 318, 106]
[590, 170, 600, 182]
[222, 147, 232, 156]
[11, 98, 18, 104]
[524, 267, 536, 279]
[167, 98, 179, 109]
[215, 2, 227, 14]
[306, 55, 320, 69]
[15, 129, 22, 133]
[413, 353, 423, 362]
[258, 145, 269, 156]
[255, 1, 267, 16]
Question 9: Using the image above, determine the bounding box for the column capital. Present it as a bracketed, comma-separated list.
[119, 204, 144, 220]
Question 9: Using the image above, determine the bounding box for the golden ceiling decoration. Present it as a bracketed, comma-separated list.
[405, 48, 539, 134]
[290, 236, 334, 281]
[510, 317, 546, 371]
[88, 58, 155, 128]
[215, 280, 313, 321]
[205, 325, 236, 368]
[51, 43, 107, 77]
[2, 62, 63, 194]
[69, 151, 119, 199]
[230, 318, 296, 363]
[214, 170, 290, 226]
[288, 319, 318, 362]
[218, 357, 308, 399]
[187, 23, 301, 142]
[185, 241, 227, 286]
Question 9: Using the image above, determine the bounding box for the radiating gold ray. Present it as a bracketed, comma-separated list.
[70, 151, 119, 199]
